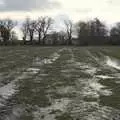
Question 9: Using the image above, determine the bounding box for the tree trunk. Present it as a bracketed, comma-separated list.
[38, 32, 41, 44]
[30, 34, 33, 44]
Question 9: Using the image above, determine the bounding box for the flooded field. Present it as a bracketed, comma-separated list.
[0, 46, 120, 120]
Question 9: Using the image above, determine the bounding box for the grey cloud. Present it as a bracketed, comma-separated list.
[0, 0, 61, 11]
[106, 0, 120, 5]
[75, 8, 92, 14]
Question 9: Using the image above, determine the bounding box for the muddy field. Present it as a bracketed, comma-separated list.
[0, 46, 120, 120]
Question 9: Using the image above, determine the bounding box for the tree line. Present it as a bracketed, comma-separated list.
[0, 17, 120, 46]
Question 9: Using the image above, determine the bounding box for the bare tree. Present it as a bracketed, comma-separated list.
[35, 17, 43, 44]
[64, 20, 73, 45]
[28, 19, 36, 44]
[41, 17, 53, 45]
[0, 19, 17, 45]
[21, 17, 53, 45]
[22, 18, 36, 44]
[21, 18, 30, 44]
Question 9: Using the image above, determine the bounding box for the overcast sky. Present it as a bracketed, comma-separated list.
[0, 0, 120, 38]
[0, 0, 120, 23]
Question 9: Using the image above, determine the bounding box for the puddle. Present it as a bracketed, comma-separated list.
[3, 106, 24, 120]
[0, 81, 16, 99]
[0, 81, 16, 108]
[96, 75, 115, 79]
[34, 52, 60, 66]
[106, 56, 120, 70]
[27, 68, 40, 74]
[78, 78, 112, 100]
[57, 86, 75, 95]
[33, 98, 71, 120]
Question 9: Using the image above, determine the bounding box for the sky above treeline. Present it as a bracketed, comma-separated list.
[0, 0, 120, 38]
[0, 0, 120, 23]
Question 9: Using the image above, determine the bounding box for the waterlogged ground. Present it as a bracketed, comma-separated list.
[0, 46, 120, 120]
